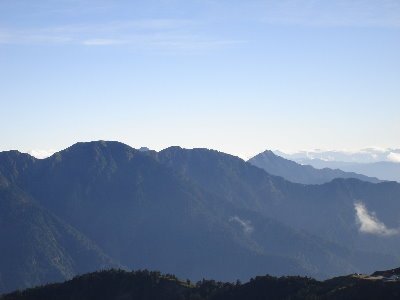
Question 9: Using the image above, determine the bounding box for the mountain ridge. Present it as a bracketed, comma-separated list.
[248, 150, 381, 184]
[1, 141, 400, 293]
[294, 158, 400, 183]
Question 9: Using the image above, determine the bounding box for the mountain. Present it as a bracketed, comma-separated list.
[0, 143, 308, 293]
[0, 181, 117, 293]
[3, 268, 400, 300]
[247, 150, 381, 184]
[292, 158, 400, 183]
[1, 141, 400, 293]
[151, 146, 400, 265]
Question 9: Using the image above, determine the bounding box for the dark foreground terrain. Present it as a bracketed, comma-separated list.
[2, 268, 400, 300]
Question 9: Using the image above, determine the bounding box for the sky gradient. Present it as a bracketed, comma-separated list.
[1, 0, 399, 159]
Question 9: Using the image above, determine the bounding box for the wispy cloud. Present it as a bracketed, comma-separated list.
[0, 19, 243, 52]
[229, 216, 254, 234]
[82, 38, 127, 46]
[354, 202, 398, 236]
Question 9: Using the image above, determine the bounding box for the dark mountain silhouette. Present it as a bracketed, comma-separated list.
[0, 143, 306, 292]
[3, 268, 400, 300]
[1, 141, 400, 294]
[0, 182, 117, 293]
[248, 150, 381, 184]
[151, 146, 400, 269]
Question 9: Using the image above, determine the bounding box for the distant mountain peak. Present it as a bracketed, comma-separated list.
[259, 149, 276, 157]
[261, 149, 275, 155]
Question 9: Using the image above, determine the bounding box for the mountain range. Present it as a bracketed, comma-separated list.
[275, 150, 400, 182]
[248, 150, 381, 184]
[294, 159, 400, 183]
[1, 141, 400, 294]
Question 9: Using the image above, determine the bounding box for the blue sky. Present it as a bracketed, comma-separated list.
[1, 0, 399, 158]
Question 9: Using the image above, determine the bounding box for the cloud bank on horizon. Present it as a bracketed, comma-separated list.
[276, 148, 400, 164]
[25, 145, 400, 163]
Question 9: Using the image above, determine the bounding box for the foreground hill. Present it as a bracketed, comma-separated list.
[248, 150, 381, 184]
[1, 141, 400, 293]
[3, 268, 400, 300]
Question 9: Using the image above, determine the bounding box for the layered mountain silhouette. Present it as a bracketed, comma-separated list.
[1, 141, 400, 294]
[293, 158, 400, 183]
[248, 150, 381, 184]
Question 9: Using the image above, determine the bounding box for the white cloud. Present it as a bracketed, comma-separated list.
[82, 38, 127, 46]
[387, 152, 400, 163]
[360, 147, 388, 153]
[229, 216, 254, 234]
[354, 202, 398, 236]
[277, 147, 400, 163]
[28, 149, 56, 159]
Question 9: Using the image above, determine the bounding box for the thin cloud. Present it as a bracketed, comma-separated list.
[229, 216, 254, 234]
[48, 19, 193, 34]
[0, 19, 243, 52]
[0, 28, 73, 45]
[354, 202, 398, 236]
[82, 38, 127, 46]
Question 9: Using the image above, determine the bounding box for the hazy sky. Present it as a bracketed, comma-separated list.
[1, 0, 399, 159]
